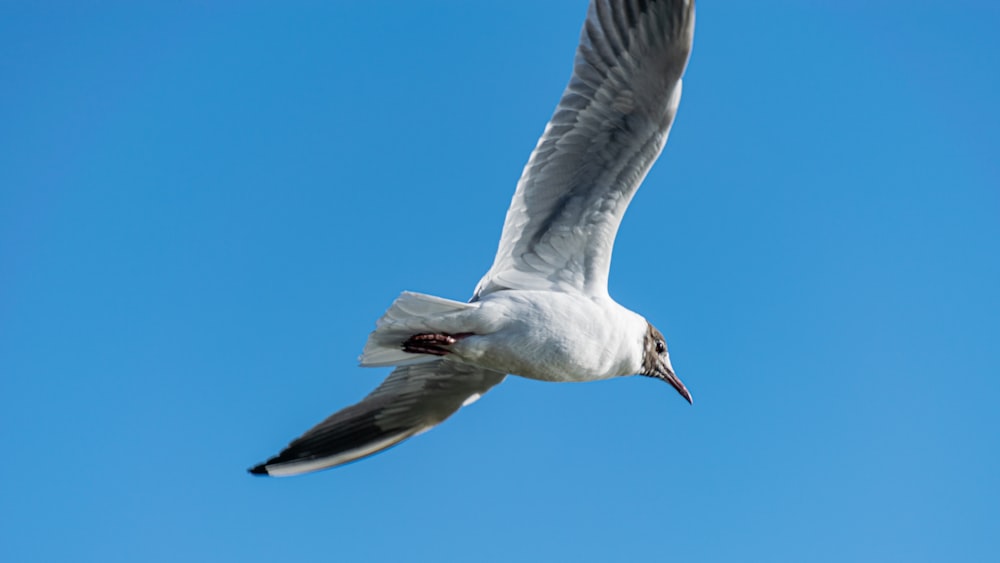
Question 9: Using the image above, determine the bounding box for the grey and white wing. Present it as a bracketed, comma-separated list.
[249, 360, 505, 476]
[475, 0, 695, 299]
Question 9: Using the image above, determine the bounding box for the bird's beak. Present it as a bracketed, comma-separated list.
[657, 360, 693, 404]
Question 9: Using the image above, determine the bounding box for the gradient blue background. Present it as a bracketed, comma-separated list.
[3, 2, 998, 561]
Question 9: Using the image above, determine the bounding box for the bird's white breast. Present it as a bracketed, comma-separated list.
[452, 290, 647, 382]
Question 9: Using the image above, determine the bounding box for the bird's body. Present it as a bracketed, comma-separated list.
[363, 290, 648, 383]
[460, 291, 648, 383]
[251, 0, 697, 477]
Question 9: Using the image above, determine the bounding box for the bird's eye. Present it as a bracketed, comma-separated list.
[655, 340, 666, 354]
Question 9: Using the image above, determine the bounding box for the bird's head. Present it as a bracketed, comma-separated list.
[641, 323, 692, 404]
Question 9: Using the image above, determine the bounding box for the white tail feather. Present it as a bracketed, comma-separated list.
[359, 292, 477, 367]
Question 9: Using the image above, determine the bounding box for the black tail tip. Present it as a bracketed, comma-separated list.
[248, 464, 269, 476]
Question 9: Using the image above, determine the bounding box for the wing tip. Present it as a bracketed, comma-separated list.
[247, 463, 270, 476]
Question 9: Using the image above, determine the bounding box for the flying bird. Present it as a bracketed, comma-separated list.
[250, 0, 696, 477]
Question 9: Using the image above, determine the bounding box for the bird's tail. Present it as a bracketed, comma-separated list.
[359, 291, 477, 367]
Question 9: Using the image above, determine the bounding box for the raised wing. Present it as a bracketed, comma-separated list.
[475, 0, 695, 299]
[249, 361, 505, 476]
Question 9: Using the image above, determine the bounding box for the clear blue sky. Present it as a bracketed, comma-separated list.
[2, 2, 998, 562]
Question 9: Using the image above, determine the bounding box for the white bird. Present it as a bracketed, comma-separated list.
[250, 0, 696, 477]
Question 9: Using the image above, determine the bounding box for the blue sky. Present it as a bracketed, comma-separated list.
[2, 2, 998, 561]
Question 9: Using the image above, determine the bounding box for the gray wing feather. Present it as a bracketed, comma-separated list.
[476, 0, 695, 299]
[249, 360, 505, 476]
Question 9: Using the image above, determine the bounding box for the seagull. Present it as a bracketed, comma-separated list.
[250, 0, 696, 477]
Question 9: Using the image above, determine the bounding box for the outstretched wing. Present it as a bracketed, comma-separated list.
[475, 0, 695, 299]
[249, 361, 505, 476]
